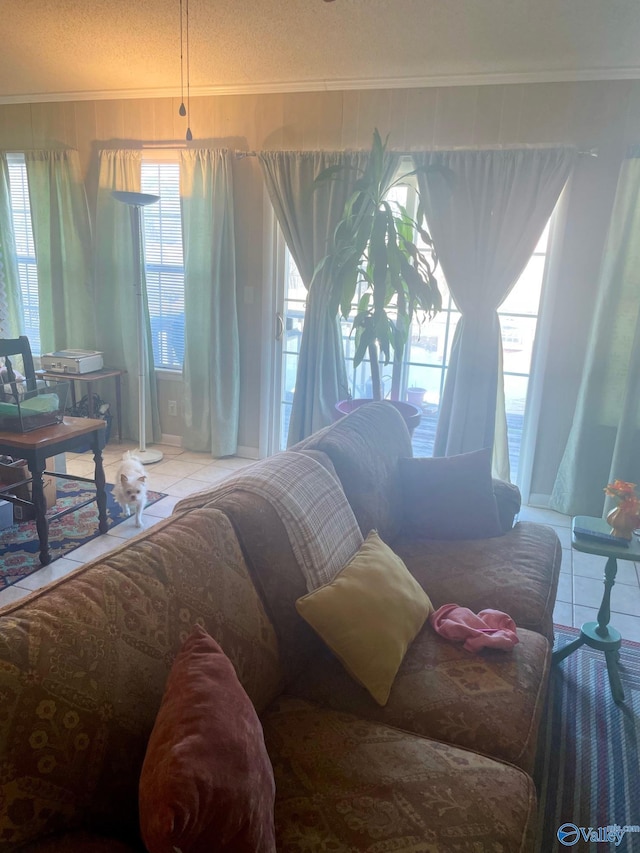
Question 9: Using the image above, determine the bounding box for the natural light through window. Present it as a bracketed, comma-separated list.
[278, 179, 552, 483]
[7, 154, 40, 354]
[140, 161, 185, 370]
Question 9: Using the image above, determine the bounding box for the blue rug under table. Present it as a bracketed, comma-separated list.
[535, 625, 640, 852]
[0, 479, 166, 590]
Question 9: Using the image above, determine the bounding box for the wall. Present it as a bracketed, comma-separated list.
[1, 81, 639, 490]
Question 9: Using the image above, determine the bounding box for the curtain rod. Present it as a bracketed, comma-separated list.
[235, 146, 599, 158]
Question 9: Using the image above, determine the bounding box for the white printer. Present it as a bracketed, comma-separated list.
[41, 350, 104, 374]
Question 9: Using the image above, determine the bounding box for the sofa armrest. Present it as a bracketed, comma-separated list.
[493, 478, 522, 533]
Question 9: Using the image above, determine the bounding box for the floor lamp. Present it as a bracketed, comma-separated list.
[111, 190, 163, 465]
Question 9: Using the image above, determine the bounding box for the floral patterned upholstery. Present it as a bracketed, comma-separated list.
[293, 403, 561, 644]
[262, 696, 537, 853]
[18, 831, 143, 852]
[394, 522, 562, 643]
[0, 402, 560, 852]
[196, 490, 328, 683]
[0, 508, 283, 850]
[287, 623, 550, 774]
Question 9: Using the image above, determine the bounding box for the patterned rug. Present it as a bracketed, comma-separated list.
[535, 625, 640, 852]
[0, 479, 166, 590]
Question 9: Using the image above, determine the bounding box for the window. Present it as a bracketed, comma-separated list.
[278, 172, 553, 483]
[7, 154, 40, 354]
[280, 250, 306, 446]
[140, 161, 185, 370]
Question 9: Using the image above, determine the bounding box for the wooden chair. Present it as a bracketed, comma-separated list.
[0, 336, 108, 565]
[0, 335, 37, 401]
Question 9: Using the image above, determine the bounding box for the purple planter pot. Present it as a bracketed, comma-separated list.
[334, 398, 422, 436]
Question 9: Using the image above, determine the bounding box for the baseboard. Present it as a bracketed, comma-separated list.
[159, 436, 260, 459]
[236, 445, 260, 460]
[527, 493, 551, 508]
[160, 433, 182, 447]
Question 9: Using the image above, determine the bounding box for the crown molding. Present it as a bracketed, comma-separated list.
[1, 66, 640, 105]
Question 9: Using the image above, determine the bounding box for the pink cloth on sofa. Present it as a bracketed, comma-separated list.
[429, 604, 519, 653]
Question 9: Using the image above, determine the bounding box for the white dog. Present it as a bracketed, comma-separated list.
[113, 451, 148, 527]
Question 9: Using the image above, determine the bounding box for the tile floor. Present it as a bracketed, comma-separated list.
[2, 445, 640, 644]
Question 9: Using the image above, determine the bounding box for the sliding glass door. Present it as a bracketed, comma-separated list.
[272, 188, 553, 486]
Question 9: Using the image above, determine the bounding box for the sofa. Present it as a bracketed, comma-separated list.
[0, 402, 562, 852]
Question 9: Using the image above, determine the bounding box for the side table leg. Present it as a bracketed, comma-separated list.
[31, 465, 50, 565]
[596, 556, 618, 637]
[552, 634, 586, 665]
[93, 445, 108, 534]
[604, 648, 625, 704]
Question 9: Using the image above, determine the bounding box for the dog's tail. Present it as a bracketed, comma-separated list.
[122, 450, 142, 462]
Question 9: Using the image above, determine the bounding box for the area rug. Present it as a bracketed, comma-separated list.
[535, 625, 640, 852]
[0, 479, 166, 590]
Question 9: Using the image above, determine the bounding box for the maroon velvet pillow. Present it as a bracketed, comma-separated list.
[398, 448, 502, 540]
[139, 625, 276, 853]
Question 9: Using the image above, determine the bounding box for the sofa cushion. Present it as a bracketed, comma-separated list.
[295, 530, 433, 705]
[393, 521, 562, 642]
[18, 831, 143, 852]
[288, 623, 550, 774]
[262, 696, 537, 853]
[139, 625, 276, 853]
[199, 490, 327, 685]
[0, 508, 283, 850]
[398, 448, 502, 539]
[293, 401, 413, 543]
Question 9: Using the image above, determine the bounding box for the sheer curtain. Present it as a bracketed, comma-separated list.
[551, 147, 640, 516]
[259, 151, 376, 446]
[414, 147, 575, 480]
[180, 149, 239, 457]
[24, 150, 95, 353]
[94, 150, 160, 444]
[0, 154, 22, 337]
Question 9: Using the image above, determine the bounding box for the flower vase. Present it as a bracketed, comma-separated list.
[606, 506, 639, 540]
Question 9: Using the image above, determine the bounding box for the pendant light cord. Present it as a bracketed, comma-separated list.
[179, 0, 184, 104]
[185, 0, 192, 139]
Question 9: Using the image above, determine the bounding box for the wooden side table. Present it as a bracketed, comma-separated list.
[552, 515, 635, 705]
[38, 368, 125, 442]
[0, 417, 107, 565]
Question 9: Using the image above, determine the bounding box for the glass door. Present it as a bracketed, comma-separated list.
[272, 186, 553, 484]
[278, 252, 307, 450]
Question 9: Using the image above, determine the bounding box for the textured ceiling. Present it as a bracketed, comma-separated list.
[2, 0, 640, 103]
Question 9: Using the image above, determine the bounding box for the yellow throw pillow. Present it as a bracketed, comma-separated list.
[295, 530, 433, 706]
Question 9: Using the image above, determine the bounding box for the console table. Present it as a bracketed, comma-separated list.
[552, 515, 634, 705]
[0, 417, 107, 565]
[38, 368, 125, 442]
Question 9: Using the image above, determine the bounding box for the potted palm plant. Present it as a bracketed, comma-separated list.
[313, 129, 442, 432]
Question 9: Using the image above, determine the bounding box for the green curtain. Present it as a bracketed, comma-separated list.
[0, 154, 23, 337]
[24, 150, 95, 353]
[414, 148, 574, 480]
[550, 148, 640, 517]
[259, 150, 380, 446]
[94, 150, 160, 445]
[179, 149, 239, 456]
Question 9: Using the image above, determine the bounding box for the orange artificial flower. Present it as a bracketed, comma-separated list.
[604, 480, 638, 503]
